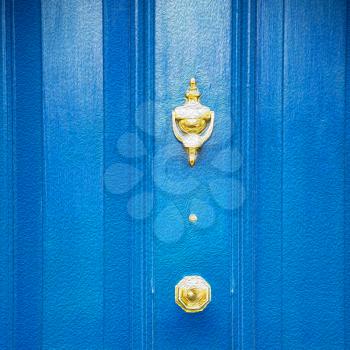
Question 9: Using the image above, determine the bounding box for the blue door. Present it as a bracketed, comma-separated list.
[1, 0, 349, 349]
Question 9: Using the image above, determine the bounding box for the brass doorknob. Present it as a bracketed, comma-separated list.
[175, 275, 211, 313]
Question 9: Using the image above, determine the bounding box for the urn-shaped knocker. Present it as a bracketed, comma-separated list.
[172, 78, 214, 166]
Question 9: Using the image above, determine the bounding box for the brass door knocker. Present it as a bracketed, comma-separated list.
[172, 78, 214, 167]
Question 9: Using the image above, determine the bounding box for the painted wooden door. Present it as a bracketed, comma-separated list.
[1, 0, 349, 349]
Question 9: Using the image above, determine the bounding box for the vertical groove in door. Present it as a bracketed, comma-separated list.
[12, 0, 44, 348]
[281, 0, 285, 347]
[345, 2, 350, 347]
[0, 1, 14, 348]
[130, 0, 155, 348]
[239, 0, 257, 348]
[144, 0, 155, 347]
[135, 0, 155, 348]
[231, 0, 241, 348]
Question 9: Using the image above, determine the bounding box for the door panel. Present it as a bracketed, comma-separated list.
[154, 1, 235, 349]
[1, 0, 349, 349]
[282, 1, 345, 347]
[41, 0, 104, 348]
[256, 0, 348, 348]
[0, 1, 43, 348]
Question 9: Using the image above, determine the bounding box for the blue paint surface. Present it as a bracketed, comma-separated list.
[0, 0, 349, 349]
[41, 1, 104, 348]
[256, 0, 348, 348]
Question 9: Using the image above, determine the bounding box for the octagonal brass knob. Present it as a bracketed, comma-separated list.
[175, 275, 211, 313]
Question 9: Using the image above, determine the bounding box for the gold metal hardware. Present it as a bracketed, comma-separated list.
[188, 213, 198, 223]
[175, 275, 211, 313]
[172, 78, 214, 167]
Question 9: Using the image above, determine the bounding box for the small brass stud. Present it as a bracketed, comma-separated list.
[189, 214, 198, 223]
